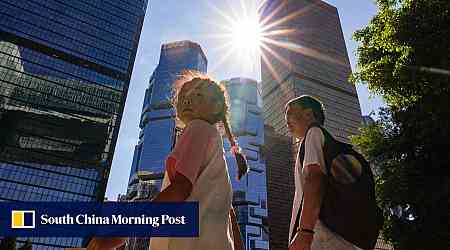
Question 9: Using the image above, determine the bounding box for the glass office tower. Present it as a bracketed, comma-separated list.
[222, 78, 269, 250]
[125, 40, 207, 250]
[260, 0, 362, 143]
[127, 41, 207, 198]
[0, 0, 148, 249]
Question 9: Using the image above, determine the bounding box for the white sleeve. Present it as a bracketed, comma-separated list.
[303, 127, 327, 175]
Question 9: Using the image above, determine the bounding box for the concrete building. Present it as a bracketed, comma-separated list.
[259, 1, 364, 249]
[260, 0, 362, 143]
[263, 125, 295, 250]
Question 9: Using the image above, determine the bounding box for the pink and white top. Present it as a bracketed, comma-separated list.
[150, 119, 234, 250]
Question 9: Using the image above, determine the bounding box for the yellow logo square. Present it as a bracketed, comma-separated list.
[11, 210, 35, 229]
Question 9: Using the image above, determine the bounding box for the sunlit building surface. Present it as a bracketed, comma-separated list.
[259, 0, 362, 143]
[222, 78, 269, 250]
[0, 0, 148, 248]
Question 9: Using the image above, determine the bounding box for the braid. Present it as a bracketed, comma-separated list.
[222, 115, 248, 180]
[222, 116, 236, 147]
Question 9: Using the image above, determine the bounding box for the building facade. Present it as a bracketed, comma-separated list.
[222, 78, 269, 250]
[260, 0, 362, 143]
[260, 1, 363, 249]
[0, 0, 148, 249]
[125, 40, 207, 250]
[127, 40, 207, 199]
[263, 125, 295, 250]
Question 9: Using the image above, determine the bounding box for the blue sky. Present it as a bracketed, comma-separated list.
[105, 0, 384, 200]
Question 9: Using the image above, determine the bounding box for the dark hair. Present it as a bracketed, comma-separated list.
[173, 70, 248, 179]
[285, 95, 325, 125]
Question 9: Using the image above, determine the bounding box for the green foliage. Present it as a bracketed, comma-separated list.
[351, 0, 450, 249]
[0, 237, 16, 250]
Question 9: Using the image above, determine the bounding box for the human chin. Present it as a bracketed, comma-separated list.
[293, 131, 302, 140]
[287, 127, 298, 139]
[178, 113, 191, 125]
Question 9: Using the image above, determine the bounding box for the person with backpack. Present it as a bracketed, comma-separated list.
[285, 95, 383, 250]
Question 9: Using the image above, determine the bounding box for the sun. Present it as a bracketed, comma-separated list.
[205, 1, 266, 76]
[205, 0, 307, 78]
[231, 16, 262, 52]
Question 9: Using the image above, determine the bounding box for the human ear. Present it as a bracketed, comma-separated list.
[212, 101, 223, 116]
[303, 108, 315, 122]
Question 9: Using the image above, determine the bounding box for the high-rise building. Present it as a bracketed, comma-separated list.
[260, 0, 362, 143]
[259, 1, 362, 249]
[127, 40, 207, 199]
[221, 78, 269, 250]
[0, 0, 148, 249]
[126, 43, 269, 250]
[263, 125, 295, 250]
[125, 40, 207, 250]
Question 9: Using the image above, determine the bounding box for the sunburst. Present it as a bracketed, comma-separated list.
[206, 0, 339, 92]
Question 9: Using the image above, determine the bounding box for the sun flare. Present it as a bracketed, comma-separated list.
[231, 16, 262, 52]
[205, 0, 310, 78]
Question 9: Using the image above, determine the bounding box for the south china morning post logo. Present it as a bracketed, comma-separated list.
[1, 202, 198, 237]
[39, 213, 187, 227]
[11, 210, 35, 229]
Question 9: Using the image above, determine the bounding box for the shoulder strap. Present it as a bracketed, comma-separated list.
[299, 122, 331, 171]
[295, 123, 329, 240]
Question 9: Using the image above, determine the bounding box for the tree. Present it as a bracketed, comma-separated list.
[18, 240, 32, 250]
[0, 237, 16, 250]
[351, 0, 450, 249]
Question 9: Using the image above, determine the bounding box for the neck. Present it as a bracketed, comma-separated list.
[183, 117, 216, 126]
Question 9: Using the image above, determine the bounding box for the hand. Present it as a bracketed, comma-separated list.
[232, 146, 248, 180]
[237, 161, 248, 180]
[289, 231, 313, 250]
[86, 237, 127, 250]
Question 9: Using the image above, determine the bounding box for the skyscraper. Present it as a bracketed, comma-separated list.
[0, 0, 148, 249]
[125, 41, 207, 250]
[222, 78, 269, 250]
[259, 1, 362, 249]
[263, 125, 295, 250]
[260, 0, 362, 143]
[127, 40, 207, 198]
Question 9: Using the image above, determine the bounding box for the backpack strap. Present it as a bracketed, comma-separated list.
[294, 122, 330, 240]
[299, 122, 333, 175]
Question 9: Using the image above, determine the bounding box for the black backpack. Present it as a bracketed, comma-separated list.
[297, 123, 384, 250]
